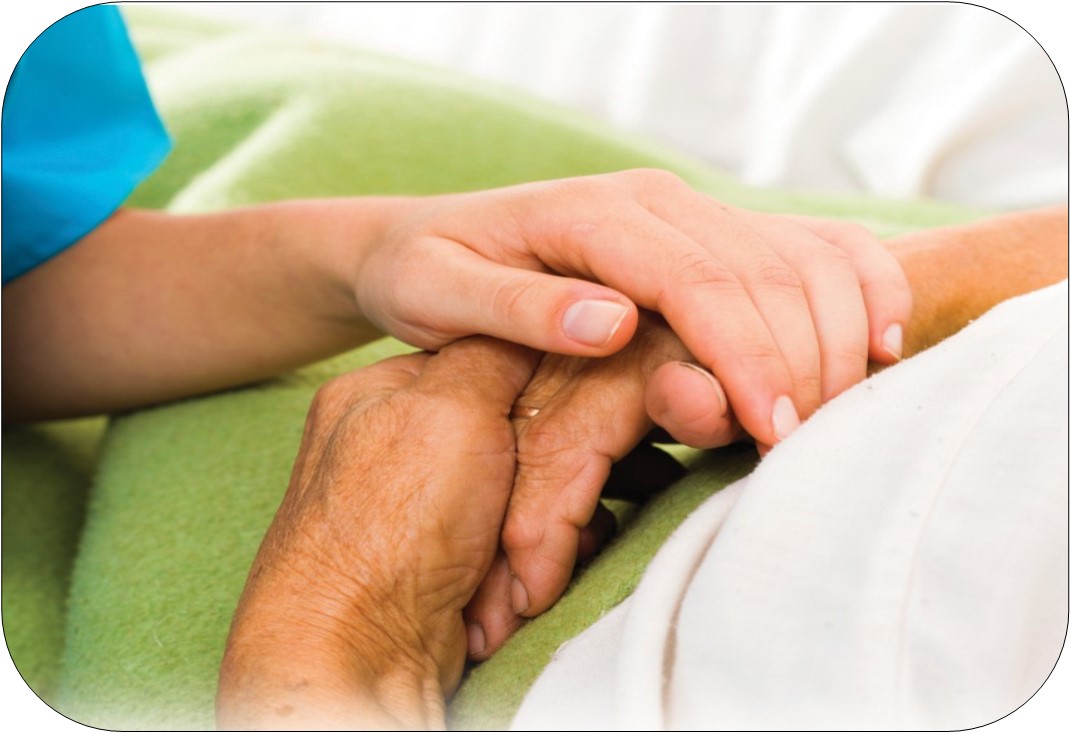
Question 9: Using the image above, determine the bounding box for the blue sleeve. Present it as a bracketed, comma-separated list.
[1, 5, 171, 284]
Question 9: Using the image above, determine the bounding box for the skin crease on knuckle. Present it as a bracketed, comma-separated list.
[507, 318, 684, 552]
[662, 250, 742, 307]
[511, 423, 607, 523]
[619, 167, 690, 198]
[809, 240, 857, 274]
[486, 273, 544, 332]
[748, 254, 806, 298]
[505, 347, 663, 587]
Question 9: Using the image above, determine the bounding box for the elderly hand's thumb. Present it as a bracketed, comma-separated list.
[645, 361, 741, 448]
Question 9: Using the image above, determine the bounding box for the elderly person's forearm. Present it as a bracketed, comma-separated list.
[886, 204, 1068, 356]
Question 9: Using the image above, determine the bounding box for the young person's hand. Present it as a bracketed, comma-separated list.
[354, 170, 911, 449]
[4, 169, 911, 437]
[462, 205, 1069, 658]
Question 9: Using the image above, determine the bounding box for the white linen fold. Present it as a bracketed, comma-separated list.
[514, 281, 1069, 731]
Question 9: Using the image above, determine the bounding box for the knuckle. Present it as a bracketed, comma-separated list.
[793, 371, 824, 407]
[732, 337, 785, 368]
[310, 375, 353, 413]
[615, 167, 691, 197]
[829, 348, 869, 380]
[516, 424, 598, 495]
[752, 257, 804, 296]
[823, 351, 869, 401]
[807, 243, 860, 283]
[560, 175, 617, 204]
[488, 275, 540, 326]
[660, 252, 742, 310]
[501, 512, 547, 554]
[814, 241, 855, 269]
[306, 373, 373, 433]
[816, 220, 875, 249]
[418, 392, 483, 434]
[835, 221, 875, 243]
[519, 420, 581, 466]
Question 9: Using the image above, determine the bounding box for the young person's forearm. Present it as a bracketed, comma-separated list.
[887, 204, 1068, 357]
[1, 200, 408, 422]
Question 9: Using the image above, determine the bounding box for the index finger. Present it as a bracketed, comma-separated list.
[497, 319, 701, 619]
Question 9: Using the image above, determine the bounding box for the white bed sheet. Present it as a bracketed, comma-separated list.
[174, 3, 1067, 210]
[513, 280, 1069, 730]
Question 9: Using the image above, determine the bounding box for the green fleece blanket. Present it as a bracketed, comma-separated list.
[1, 8, 984, 730]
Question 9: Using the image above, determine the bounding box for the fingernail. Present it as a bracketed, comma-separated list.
[677, 362, 728, 416]
[562, 300, 628, 347]
[511, 576, 530, 614]
[772, 395, 800, 442]
[882, 323, 903, 361]
[466, 623, 486, 656]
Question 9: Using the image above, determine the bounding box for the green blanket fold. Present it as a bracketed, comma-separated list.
[1, 7, 986, 730]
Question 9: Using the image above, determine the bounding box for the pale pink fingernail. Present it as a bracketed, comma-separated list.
[882, 323, 903, 361]
[467, 623, 486, 656]
[562, 300, 628, 347]
[772, 395, 800, 442]
[677, 362, 728, 417]
[511, 577, 530, 614]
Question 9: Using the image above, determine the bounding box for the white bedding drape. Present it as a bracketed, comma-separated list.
[514, 281, 1069, 731]
[176, 3, 1068, 210]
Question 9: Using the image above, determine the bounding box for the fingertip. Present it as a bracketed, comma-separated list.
[503, 456, 610, 616]
[771, 394, 801, 442]
[463, 554, 526, 660]
[508, 575, 528, 615]
[466, 623, 486, 657]
[504, 531, 579, 618]
[576, 503, 617, 562]
[875, 321, 904, 363]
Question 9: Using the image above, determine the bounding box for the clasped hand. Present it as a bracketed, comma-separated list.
[218, 339, 539, 729]
[219, 174, 913, 728]
[357, 170, 910, 450]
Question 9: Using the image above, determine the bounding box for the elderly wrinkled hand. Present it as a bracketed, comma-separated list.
[216, 338, 537, 730]
[462, 315, 720, 656]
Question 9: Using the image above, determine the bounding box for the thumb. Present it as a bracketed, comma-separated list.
[399, 247, 639, 357]
[645, 361, 742, 448]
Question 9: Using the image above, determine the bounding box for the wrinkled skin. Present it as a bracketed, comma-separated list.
[217, 339, 539, 730]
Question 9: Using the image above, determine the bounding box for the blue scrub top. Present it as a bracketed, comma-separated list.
[1, 4, 171, 283]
